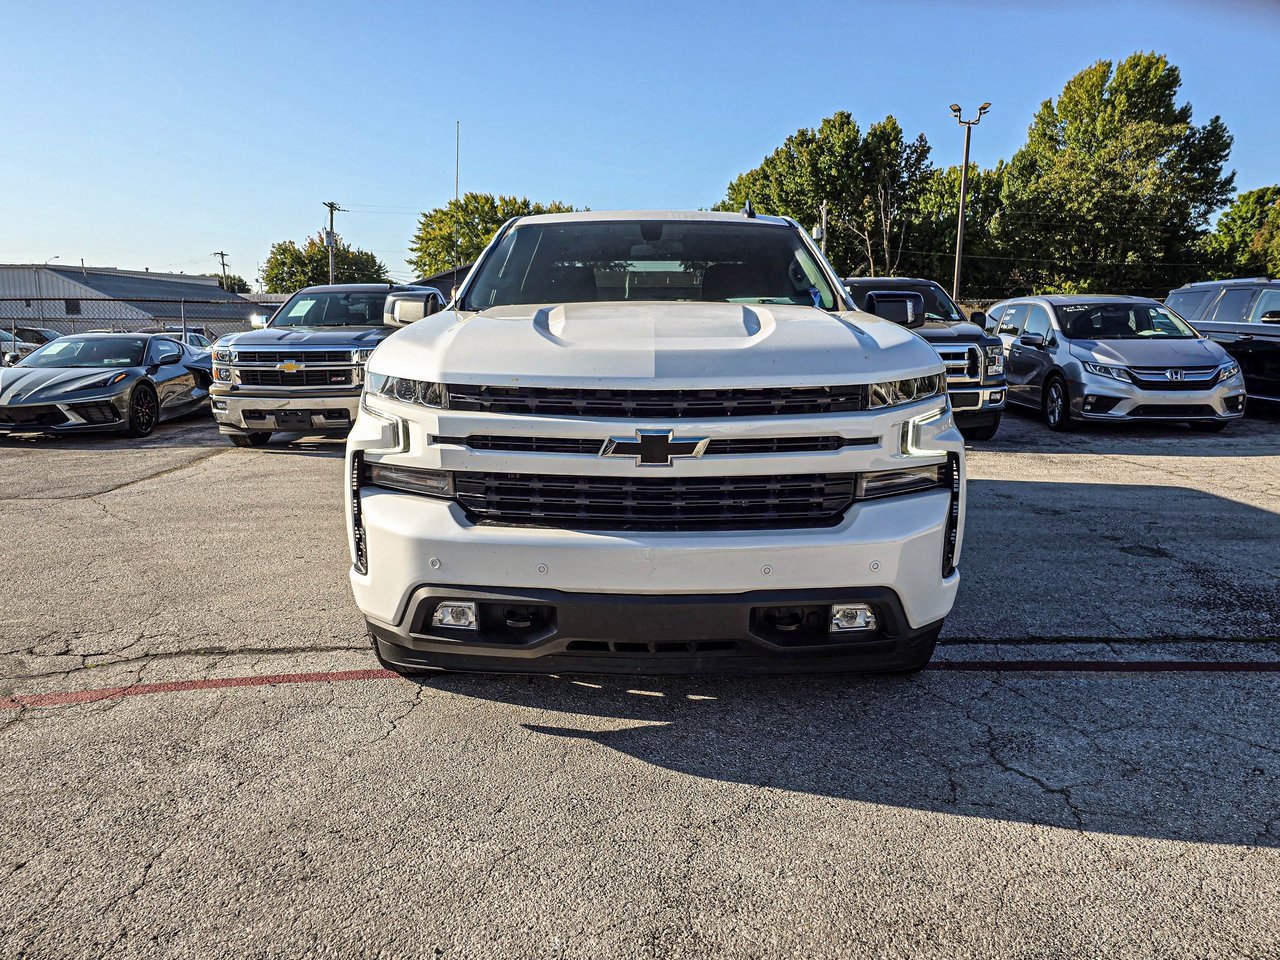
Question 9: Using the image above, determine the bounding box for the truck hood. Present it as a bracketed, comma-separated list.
[371, 302, 943, 388]
[219, 326, 392, 348]
[913, 320, 997, 345]
[1070, 337, 1227, 367]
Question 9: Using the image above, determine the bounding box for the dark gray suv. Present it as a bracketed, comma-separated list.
[986, 295, 1245, 431]
[1164, 278, 1280, 403]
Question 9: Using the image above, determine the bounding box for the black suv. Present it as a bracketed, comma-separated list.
[1165, 278, 1280, 403]
[845, 277, 1007, 440]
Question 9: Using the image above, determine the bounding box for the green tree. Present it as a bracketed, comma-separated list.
[1205, 186, 1280, 277]
[262, 233, 389, 293]
[201, 272, 251, 294]
[715, 112, 934, 277]
[1253, 202, 1280, 277]
[1001, 52, 1234, 295]
[912, 161, 1010, 299]
[407, 193, 577, 277]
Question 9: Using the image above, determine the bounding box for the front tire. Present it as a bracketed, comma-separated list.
[126, 383, 159, 437]
[960, 414, 1002, 442]
[229, 432, 272, 448]
[1042, 377, 1075, 432]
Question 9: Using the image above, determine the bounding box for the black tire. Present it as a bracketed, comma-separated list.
[1042, 376, 1075, 432]
[886, 626, 941, 674]
[229, 432, 272, 448]
[960, 414, 1002, 442]
[126, 382, 159, 437]
[1189, 420, 1229, 433]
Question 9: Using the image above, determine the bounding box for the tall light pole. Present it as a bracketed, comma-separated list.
[950, 102, 990, 301]
[323, 201, 344, 283]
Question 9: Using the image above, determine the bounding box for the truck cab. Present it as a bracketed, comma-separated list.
[210, 283, 445, 447]
[844, 277, 1007, 440]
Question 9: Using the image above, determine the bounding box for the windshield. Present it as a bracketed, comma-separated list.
[272, 291, 389, 327]
[845, 280, 963, 321]
[1057, 302, 1198, 340]
[463, 220, 840, 310]
[18, 336, 146, 367]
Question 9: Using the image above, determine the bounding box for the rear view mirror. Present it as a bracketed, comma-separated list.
[385, 289, 444, 327]
[1260, 310, 1280, 324]
[863, 290, 927, 328]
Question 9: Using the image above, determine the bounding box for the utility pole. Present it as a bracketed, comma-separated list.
[820, 200, 828, 256]
[323, 201, 345, 283]
[949, 102, 990, 301]
[211, 251, 230, 290]
[453, 121, 461, 274]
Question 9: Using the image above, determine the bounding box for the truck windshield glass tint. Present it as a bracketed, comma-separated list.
[1056, 303, 1197, 340]
[273, 293, 389, 327]
[463, 221, 839, 310]
[20, 337, 146, 367]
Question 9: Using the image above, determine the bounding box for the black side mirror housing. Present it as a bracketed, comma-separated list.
[863, 290, 927, 328]
[2, 351, 19, 366]
[969, 310, 987, 328]
[1260, 310, 1280, 324]
[1018, 332, 1046, 349]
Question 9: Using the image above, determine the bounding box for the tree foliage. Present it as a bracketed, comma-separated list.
[716, 112, 933, 277]
[407, 193, 577, 277]
[1000, 52, 1234, 295]
[912, 162, 1009, 297]
[262, 233, 388, 294]
[1205, 186, 1280, 277]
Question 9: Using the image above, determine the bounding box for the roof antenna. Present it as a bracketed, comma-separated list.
[741, 199, 755, 219]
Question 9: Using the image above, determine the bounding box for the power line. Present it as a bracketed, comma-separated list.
[211, 250, 229, 289]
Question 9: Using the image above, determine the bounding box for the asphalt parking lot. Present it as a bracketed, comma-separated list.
[3, 408, 1279, 958]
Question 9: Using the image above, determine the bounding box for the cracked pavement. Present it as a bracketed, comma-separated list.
[1, 409, 1279, 958]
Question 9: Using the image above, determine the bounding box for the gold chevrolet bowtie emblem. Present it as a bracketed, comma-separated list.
[276, 361, 303, 373]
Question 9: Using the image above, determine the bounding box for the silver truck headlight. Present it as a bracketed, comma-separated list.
[352, 348, 376, 364]
[214, 366, 232, 382]
[985, 345, 1004, 376]
[212, 347, 233, 363]
[855, 464, 945, 500]
[364, 462, 453, 498]
[866, 374, 944, 410]
[1082, 361, 1131, 383]
[365, 373, 443, 407]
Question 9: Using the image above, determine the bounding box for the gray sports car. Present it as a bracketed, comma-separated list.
[0, 333, 212, 437]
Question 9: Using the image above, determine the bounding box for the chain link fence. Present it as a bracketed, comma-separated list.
[1, 297, 274, 349]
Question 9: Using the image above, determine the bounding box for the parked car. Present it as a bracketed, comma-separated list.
[210, 283, 446, 447]
[844, 277, 1007, 440]
[985, 295, 1245, 431]
[13, 326, 62, 346]
[0, 333, 212, 437]
[1164, 278, 1280, 403]
[1, 330, 40, 364]
[348, 210, 965, 676]
[141, 327, 214, 352]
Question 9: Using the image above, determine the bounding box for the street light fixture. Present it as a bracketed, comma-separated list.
[951, 104, 990, 300]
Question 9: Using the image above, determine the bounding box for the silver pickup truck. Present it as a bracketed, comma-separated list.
[210, 283, 445, 447]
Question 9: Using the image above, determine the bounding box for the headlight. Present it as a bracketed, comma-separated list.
[363, 462, 453, 498]
[1082, 361, 1131, 383]
[352, 348, 376, 364]
[866, 374, 944, 409]
[82, 372, 129, 389]
[365, 373, 443, 407]
[985, 345, 1004, 376]
[856, 463, 946, 500]
[214, 366, 232, 382]
[212, 347, 233, 363]
[1219, 360, 1241, 380]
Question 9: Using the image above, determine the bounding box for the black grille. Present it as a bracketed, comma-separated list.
[69, 401, 121, 424]
[239, 369, 352, 387]
[444, 384, 870, 418]
[1130, 404, 1217, 418]
[448, 435, 870, 455]
[0, 404, 68, 427]
[1127, 367, 1219, 391]
[454, 472, 856, 530]
[234, 350, 353, 364]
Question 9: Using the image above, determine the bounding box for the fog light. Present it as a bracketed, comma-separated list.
[830, 603, 877, 632]
[212, 399, 228, 411]
[989, 389, 1005, 405]
[432, 601, 478, 630]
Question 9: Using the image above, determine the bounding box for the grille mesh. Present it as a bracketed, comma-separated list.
[454, 472, 856, 530]
[234, 350, 353, 364]
[453, 435, 859, 456]
[445, 384, 869, 418]
[239, 369, 352, 387]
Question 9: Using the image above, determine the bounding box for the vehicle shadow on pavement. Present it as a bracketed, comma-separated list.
[416, 669, 1280, 848]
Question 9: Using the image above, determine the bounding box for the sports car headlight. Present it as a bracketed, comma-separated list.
[365, 373, 443, 407]
[81, 371, 129, 389]
[866, 374, 944, 409]
[985, 345, 1004, 376]
[352, 348, 376, 364]
[1219, 360, 1241, 380]
[1082, 361, 1132, 382]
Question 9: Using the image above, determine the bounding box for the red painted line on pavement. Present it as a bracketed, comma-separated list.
[3, 660, 1280, 711]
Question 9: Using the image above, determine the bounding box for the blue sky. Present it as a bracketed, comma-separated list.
[3, 0, 1277, 284]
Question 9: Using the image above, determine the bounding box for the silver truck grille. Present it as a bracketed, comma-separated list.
[934, 345, 981, 385]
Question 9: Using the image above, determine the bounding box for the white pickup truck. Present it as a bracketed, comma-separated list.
[346, 210, 965, 675]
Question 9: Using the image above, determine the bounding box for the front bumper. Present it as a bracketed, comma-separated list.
[369, 585, 942, 675]
[948, 384, 1006, 426]
[1072, 373, 1246, 420]
[211, 390, 360, 435]
[0, 393, 129, 434]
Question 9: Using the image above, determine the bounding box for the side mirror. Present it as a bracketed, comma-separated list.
[250, 314, 270, 329]
[863, 290, 927, 328]
[1260, 310, 1280, 324]
[2, 352, 18, 366]
[385, 290, 445, 327]
[1018, 332, 1046, 349]
[969, 310, 988, 328]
